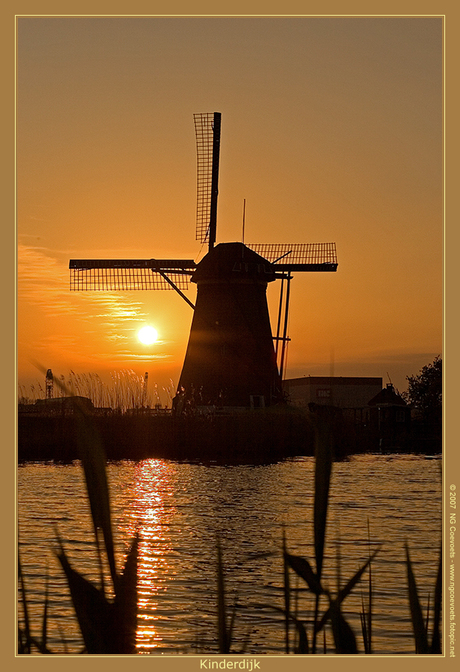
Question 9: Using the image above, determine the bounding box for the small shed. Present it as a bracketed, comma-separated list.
[367, 383, 411, 450]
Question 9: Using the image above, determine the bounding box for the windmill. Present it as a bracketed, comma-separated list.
[70, 112, 338, 412]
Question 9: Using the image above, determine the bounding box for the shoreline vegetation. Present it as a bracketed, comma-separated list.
[18, 405, 440, 463]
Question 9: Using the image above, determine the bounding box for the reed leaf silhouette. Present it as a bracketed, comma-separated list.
[315, 549, 380, 633]
[56, 532, 139, 654]
[270, 605, 310, 654]
[361, 519, 374, 654]
[405, 543, 442, 654]
[313, 419, 333, 583]
[18, 553, 53, 654]
[24, 363, 139, 654]
[216, 538, 241, 654]
[18, 554, 31, 654]
[327, 595, 358, 653]
[282, 529, 291, 653]
[312, 412, 334, 652]
[430, 549, 442, 653]
[405, 543, 429, 653]
[284, 552, 322, 596]
[216, 537, 230, 654]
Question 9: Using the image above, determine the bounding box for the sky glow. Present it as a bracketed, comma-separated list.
[17, 16, 443, 399]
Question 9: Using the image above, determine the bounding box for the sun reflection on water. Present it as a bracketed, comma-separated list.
[123, 459, 177, 652]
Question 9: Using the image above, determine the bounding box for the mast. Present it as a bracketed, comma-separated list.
[208, 112, 221, 252]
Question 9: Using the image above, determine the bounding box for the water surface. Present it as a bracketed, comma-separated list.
[18, 454, 442, 654]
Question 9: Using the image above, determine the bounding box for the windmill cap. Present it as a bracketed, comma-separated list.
[192, 242, 276, 284]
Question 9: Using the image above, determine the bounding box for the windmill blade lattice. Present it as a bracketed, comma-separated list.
[69, 259, 195, 291]
[246, 243, 338, 271]
[194, 112, 221, 247]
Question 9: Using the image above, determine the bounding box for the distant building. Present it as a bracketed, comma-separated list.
[19, 396, 94, 416]
[283, 376, 383, 410]
[368, 383, 411, 449]
[282, 377, 411, 452]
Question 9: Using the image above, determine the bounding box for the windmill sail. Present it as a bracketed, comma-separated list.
[194, 112, 221, 250]
[69, 259, 195, 291]
[246, 243, 338, 271]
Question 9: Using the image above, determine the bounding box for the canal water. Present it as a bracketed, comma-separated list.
[18, 454, 442, 655]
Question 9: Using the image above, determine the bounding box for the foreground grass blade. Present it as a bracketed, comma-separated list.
[367, 519, 373, 654]
[337, 549, 380, 605]
[360, 528, 373, 657]
[18, 552, 54, 654]
[405, 543, 429, 654]
[269, 606, 309, 654]
[316, 549, 380, 634]
[284, 552, 322, 595]
[282, 530, 290, 654]
[56, 538, 113, 653]
[216, 538, 230, 653]
[113, 533, 139, 654]
[313, 416, 334, 582]
[293, 615, 309, 654]
[430, 548, 442, 653]
[328, 597, 358, 654]
[289, 614, 309, 654]
[18, 554, 31, 654]
[425, 592, 431, 636]
[41, 566, 49, 650]
[360, 581, 373, 654]
[360, 601, 369, 654]
[56, 530, 139, 654]
[312, 414, 334, 654]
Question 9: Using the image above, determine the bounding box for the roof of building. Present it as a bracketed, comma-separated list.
[367, 384, 407, 407]
[284, 376, 383, 387]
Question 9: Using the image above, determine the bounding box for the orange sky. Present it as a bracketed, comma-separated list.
[17, 16, 443, 401]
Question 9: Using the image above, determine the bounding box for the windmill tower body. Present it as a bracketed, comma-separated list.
[176, 242, 282, 408]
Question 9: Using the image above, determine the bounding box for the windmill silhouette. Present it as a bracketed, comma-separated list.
[70, 113, 338, 411]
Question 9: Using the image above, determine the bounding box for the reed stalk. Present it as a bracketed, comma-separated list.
[405, 543, 442, 654]
[19, 368, 166, 411]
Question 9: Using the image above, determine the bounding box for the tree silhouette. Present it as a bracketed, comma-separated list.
[404, 356, 442, 435]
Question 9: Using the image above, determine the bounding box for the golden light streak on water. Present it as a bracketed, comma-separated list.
[123, 459, 177, 651]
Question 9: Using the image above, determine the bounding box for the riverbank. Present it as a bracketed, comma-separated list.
[18, 407, 317, 463]
[17, 405, 439, 463]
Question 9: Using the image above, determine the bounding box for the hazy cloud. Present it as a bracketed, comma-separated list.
[17, 242, 169, 365]
[18, 241, 149, 328]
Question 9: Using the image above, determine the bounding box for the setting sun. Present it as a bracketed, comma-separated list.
[138, 326, 158, 345]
